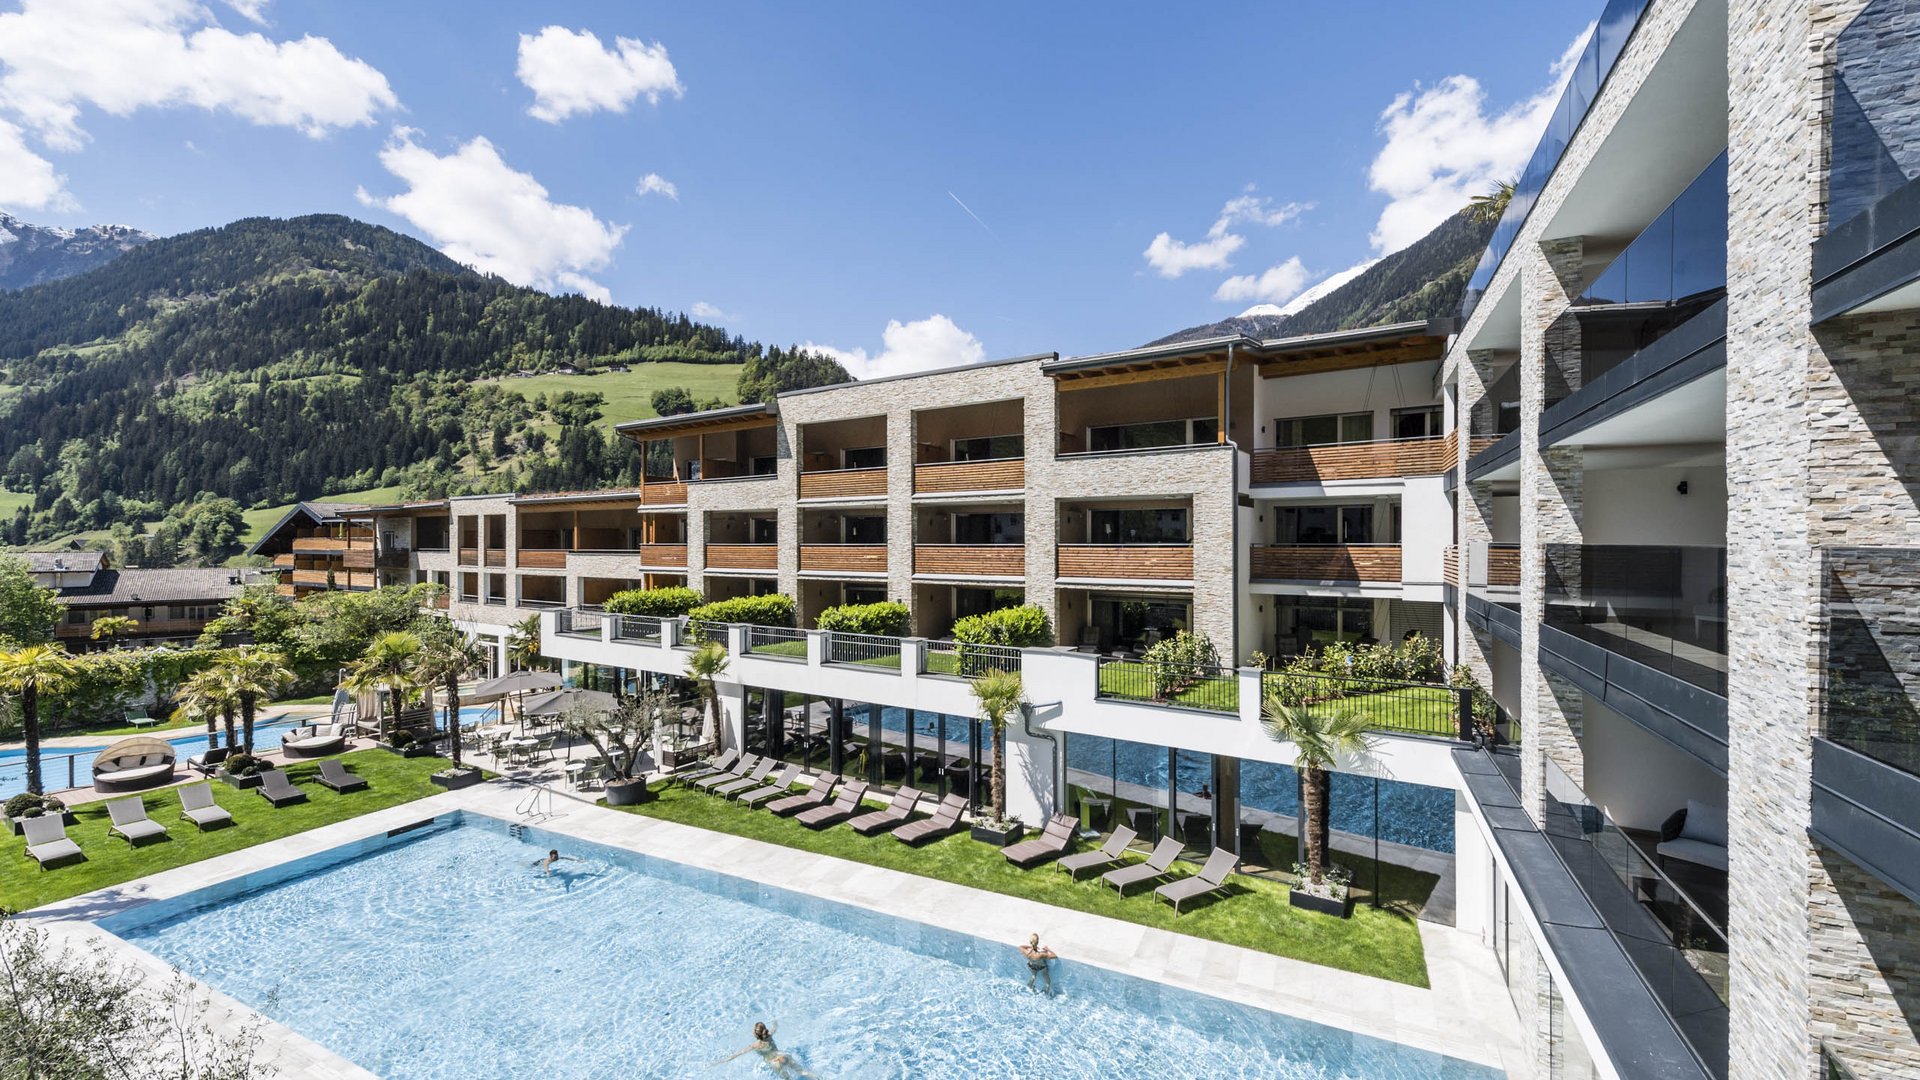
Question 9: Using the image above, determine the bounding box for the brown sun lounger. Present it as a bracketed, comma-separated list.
[1002, 813, 1078, 868]
[1057, 825, 1138, 879]
[1154, 847, 1239, 913]
[1102, 835, 1184, 895]
[796, 780, 870, 829]
[892, 791, 968, 845]
[767, 774, 839, 816]
[735, 764, 803, 805]
[693, 753, 760, 792]
[848, 787, 923, 835]
[675, 748, 740, 786]
[709, 757, 778, 798]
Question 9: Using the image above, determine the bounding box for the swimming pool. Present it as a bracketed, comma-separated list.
[0, 716, 299, 800]
[105, 815, 1498, 1079]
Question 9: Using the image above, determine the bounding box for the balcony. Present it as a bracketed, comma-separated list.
[290, 532, 368, 554]
[1057, 544, 1192, 581]
[271, 553, 295, 569]
[517, 549, 568, 569]
[483, 550, 507, 567]
[458, 547, 480, 566]
[799, 545, 887, 574]
[640, 479, 688, 505]
[799, 467, 888, 501]
[706, 544, 777, 571]
[1249, 545, 1401, 583]
[1249, 436, 1451, 484]
[342, 549, 375, 571]
[913, 545, 1024, 577]
[636, 544, 688, 569]
[912, 458, 1024, 494]
[1545, 544, 1727, 696]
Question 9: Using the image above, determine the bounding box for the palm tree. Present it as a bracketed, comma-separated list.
[1467, 178, 1517, 224]
[505, 615, 547, 671]
[216, 647, 294, 754]
[0, 645, 79, 795]
[969, 668, 1024, 823]
[178, 666, 239, 754]
[415, 619, 489, 768]
[683, 640, 728, 746]
[88, 615, 139, 643]
[1260, 694, 1375, 886]
[344, 631, 423, 742]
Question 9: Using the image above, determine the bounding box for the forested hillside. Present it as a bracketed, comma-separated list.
[0, 215, 849, 545]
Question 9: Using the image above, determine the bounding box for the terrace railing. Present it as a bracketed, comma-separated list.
[922, 640, 1021, 679]
[1095, 656, 1239, 715]
[825, 631, 903, 668]
[554, 609, 604, 638]
[610, 614, 663, 643]
[1262, 669, 1472, 739]
[681, 620, 727, 648]
[748, 625, 809, 660]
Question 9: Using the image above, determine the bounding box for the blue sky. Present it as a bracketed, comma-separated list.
[0, 1, 1593, 370]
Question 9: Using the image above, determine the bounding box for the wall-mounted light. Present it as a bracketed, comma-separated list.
[1676, 480, 1690, 496]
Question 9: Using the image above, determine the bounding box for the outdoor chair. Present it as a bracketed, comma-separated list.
[1058, 825, 1138, 880]
[256, 769, 309, 807]
[767, 773, 840, 816]
[1002, 814, 1079, 868]
[105, 797, 169, 845]
[796, 780, 870, 829]
[892, 792, 969, 845]
[317, 760, 369, 793]
[694, 753, 761, 792]
[1102, 835, 1184, 895]
[188, 745, 231, 776]
[733, 764, 802, 804]
[849, 788, 923, 835]
[21, 815, 83, 870]
[710, 757, 779, 799]
[177, 782, 233, 830]
[1154, 848, 1239, 913]
[679, 749, 742, 788]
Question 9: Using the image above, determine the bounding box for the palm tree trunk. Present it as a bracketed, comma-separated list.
[445, 674, 463, 768]
[220, 703, 237, 752]
[239, 693, 257, 755]
[22, 684, 42, 796]
[991, 723, 1006, 821]
[1303, 765, 1326, 884]
[205, 711, 217, 751]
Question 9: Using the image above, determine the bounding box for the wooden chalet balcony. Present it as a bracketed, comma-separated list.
[517, 549, 568, 569]
[289, 569, 333, 586]
[275, 583, 296, 597]
[58, 617, 208, 639]
[706, 544, 777, 571]
[1250, 544, 1402, 583]
[913, 545, 1024, 577]
[271, 553, 295, 569]
[637, 544, 688, 568]
[291, 536, 358, 554]
[1250, 436, 1452, 484]
[342, 549, 375, 571]
[640, 481, 688, 505]
[799, 544, 887, 573]
[458, 547, 480, 565]
[913, 459, 1024, 494]
[483, 550, 508, 567]
[1057, 544, 1193, 581]
[799, 467, 888, 500]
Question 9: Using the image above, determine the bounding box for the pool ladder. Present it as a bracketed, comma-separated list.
[515, 784, 555, 821]
[507, 823, 528, 840]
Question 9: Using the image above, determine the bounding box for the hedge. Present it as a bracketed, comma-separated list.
[815, 601, 909, 637]
[1140, 630, 1222, 697]
[603, 586, 704, 617]
[950, 604, 1053, 648]
[686, 593, 796, 628]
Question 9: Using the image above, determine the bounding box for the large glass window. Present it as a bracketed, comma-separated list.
[1090, 595, 1190, 654]
[1277, 504, 1378, 545]
[1274, 412, 1372, 447]
[954, 586, 1022, 620]
[952, 434, 1023, 461]
[1391, 406, 1444, 440]
[749, 517, 778, 544]
[844, 516, 887, 544]
[1088, 418, 1214, 452]
[843, 446, 886, 469]
[1089, 508, 1189, 544]
[1276, 596, 1375, 654]
[952, 512, 1024, 544]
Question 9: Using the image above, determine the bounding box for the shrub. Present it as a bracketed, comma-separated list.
[1141, 631, 1221, 697]
[815, 601, 909, 637]
[1450, 664, 1500, 738]
[686, 593, 796, 628]
[603, 586, 703, 617]
[388, 729, 416, 748]
[950, 604, 1053, 648]
[222, 753, 258, 776]
[5, 792, 63, 819]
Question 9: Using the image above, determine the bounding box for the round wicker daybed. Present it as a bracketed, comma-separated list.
[91, 735, 178, 792]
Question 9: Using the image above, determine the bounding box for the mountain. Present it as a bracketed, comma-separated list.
[1148, 206, 1497, 345]
[0, 214, 848, 546]
[0, 213, 154, 290]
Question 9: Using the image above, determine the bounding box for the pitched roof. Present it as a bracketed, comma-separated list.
[19, 550, 107, 573]
[58, 567, 265, 607]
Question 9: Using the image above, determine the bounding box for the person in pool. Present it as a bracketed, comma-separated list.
[714, 1022, 817, 1078]
[1020, 933, 1057, 993]
[532, 849, 577, 876]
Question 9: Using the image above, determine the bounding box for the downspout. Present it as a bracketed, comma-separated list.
[1224, 342, 1241, 657]
[1020, 700, 1060, 813]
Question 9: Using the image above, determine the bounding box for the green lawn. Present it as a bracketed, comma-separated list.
[485, 362, 744, 431]
[616, 781, 1429, 987]
[1098, 660, 1240, 713]
[0, 489, 30, 517]
[1093, 664, 1461, 737]
[2, 750, 460, 912]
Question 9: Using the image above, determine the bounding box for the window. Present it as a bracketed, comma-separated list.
[750, 518, 778, 544]
[1391, 406, 1444, 440]
[1278, 504, 1379, 545]
[954, 586, 1022, 620]
[1276, 596, 1375, 653]
[1274, 412, 1372, 448]
[750, 456, 778, 476]
[844, 516, 887, 544]
[952, 434, 1023, 461]
[843, 585, 887, 605]
[1086, 418, 1214, 452]
[952, 513, 1024, 544]
[843, 446, 886, 469]
[1089, 508, 1189, 544]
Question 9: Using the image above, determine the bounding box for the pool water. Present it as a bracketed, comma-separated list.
[107, 816, 1498, 1080]
[0, 716, 298, 800]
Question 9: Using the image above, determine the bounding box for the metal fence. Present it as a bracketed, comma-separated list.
[555, 609, 604, 637]
[825, 631, 902, 668]
[748, 625, 809, 660]
[610, 614, 663, 642]
[1262, 670, 1469, 739]
[921, 640, 1022, 679]
[681, 620, 726, 648]
[1094, 656, 1239, 714]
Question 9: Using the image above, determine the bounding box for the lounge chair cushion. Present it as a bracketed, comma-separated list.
[22, 816, 83, 866]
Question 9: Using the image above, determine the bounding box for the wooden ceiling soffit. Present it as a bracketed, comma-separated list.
[619, 414, 779, 442]
[1050, 355, 1227, 391]
[1253, 337, 1445, 378]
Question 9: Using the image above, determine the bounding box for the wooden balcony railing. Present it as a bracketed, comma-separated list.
[517, 549, 568, 569]
[640, 481, 688, 505]
[342, 550, 375, 570]
[637, 544, 688, 568]
[272, 553, 296, 569]
[799, 544, 888, 573]
[291, 537, 355, 554]
[1250, 436, 1452, 484]
[1487, 545, 1520, 587]
[289, 569, 334, 586]
[913, 459, 1024, 494]
[457, 547, 480, 565]
[799, 467, 888, 500]
[1444, 546, 1462, 588]
[705, 544, 777, 571]
[913, 545, 1024, 576]
[483, 550, 507, 567]
[1250, 544, 1402, 583]
[1057, 544, 1193, 581]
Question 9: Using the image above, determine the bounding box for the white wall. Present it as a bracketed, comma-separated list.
[1401, 476, 1451, 585]
[1579, 697, 1726, 832]
[1251, 360, 1442, 449]
[1580, 466, 1727, 546]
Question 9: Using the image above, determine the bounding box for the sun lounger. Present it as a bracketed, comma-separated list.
[693, 753, 760, 792]
[675, 748, 741, 786]
[105, 796, 168, 845]
[796, 780, 870, 829]
[187, 745, 231, 776]
[21, 815, 83, 869]
[317, 759, 369, 793]
[709, 757, 778, 798]
[1102, 835, 1184, 895]
[1155, 848, 1239, 913]
[734, 764, 802, 804]
[1002, 813, 1080, 868]
[177, 782, 233, 830]
[767, 774, 839, 816]
[892, 792, 968, 845]
[849, 788, 923, 835]
[256, 769, 308, 807]
[1057, 825, 1138, 879]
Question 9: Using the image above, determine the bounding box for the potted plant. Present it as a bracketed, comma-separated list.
[219, 752, 264, 789]
[967, 668, 1026, 846]
[381, 728, 433, 758]
[562, 688, 666, 807]
[4, 793, 74, 835]
[1262, 693, 1375, 919]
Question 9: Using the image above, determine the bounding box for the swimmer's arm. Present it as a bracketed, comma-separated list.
[711, 1045, 756, 1065]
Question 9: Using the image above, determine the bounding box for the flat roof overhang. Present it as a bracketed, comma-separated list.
[1045, 321, 1448, 388]
[508, 490, 648, 509]
[613, 403, 779, 442]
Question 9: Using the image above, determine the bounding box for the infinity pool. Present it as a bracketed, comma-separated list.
[106, 815, 1498, 1080]
[0, 716, 298, 800]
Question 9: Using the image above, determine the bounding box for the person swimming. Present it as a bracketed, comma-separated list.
[532, 849, 577, 876]
[1020, 933, 1057, 993]
[714, 1022, 817, 1078]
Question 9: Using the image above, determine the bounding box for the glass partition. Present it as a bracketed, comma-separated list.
[1544, 544, 1728, 694]
[1827, 1, 1920, 233]
[1822, 548, 1920, 777]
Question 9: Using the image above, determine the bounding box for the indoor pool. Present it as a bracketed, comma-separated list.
[0, 715, 298, 799]
[106, 815, 1498, 1080]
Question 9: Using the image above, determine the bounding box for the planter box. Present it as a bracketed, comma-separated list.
[970, 822, 1024, 847]
[602, 780, 655, 807]
[379, 743, 437, 759]
[430, 768, 484, 791]
[7, 811, 77, 836]
[1288, 886, 1354, 919]
[218, 772, 264, 790]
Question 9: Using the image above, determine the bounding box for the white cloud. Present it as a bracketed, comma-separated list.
[0, 117, 72, 211]
[356, 129, 627, 300]
[516, 26, 683, 123]
[804, 314, 985, 381]
[1143, 188, 1308, 278]
[1213, 257, 1312, 305]
[223, 0, 269, 25]
[0, 0, 398, 152]
[1366, 25, 1590, 254]
[635, 172, 678, 200]
[689, 301, 732, 322]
